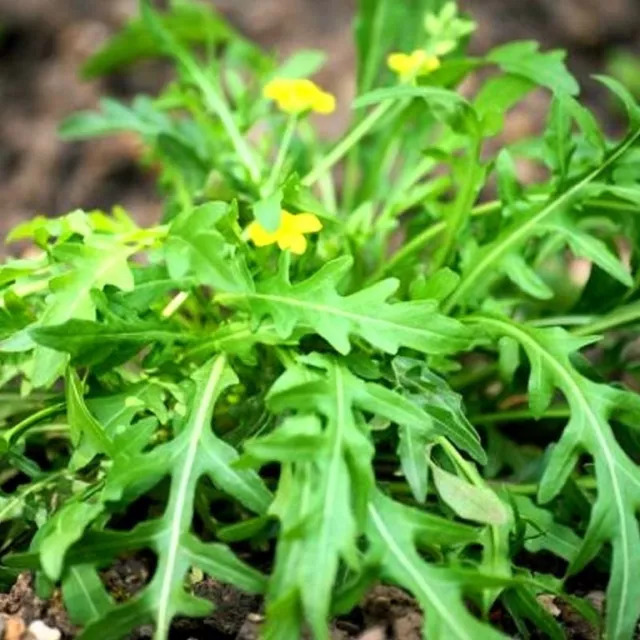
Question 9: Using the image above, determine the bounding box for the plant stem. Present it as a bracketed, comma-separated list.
[367, 199, 503, 284]
[572, 301, 640, 336]
[470, 407, 571, 425]
[443, 128, 640, 313]
[265, 115, 298, 194]
[432, 138, 482, 271]
[302, 101, 393, 188]
[4, 402, 66, 444]
[162, 291, 190, 318]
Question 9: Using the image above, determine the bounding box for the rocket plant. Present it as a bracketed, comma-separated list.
[1, 1, 640, 639]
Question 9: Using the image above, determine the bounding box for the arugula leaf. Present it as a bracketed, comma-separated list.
[474, 315, 640, 639]
[7, 356, 270, 640]
[366, 490, 504, 639]
[487, 41, 579, 96]
[81, 2, 234, 78]
[30, 239, 137, 387]
[218, 256, 474, 356]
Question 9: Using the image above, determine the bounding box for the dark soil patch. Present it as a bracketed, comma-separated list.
[0, 565, 607, 639]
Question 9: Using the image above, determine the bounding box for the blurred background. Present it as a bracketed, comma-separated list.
[0, 0, 639, 240]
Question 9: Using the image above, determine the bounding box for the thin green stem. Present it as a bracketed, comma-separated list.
[572, 301, 640, 336]
[265, 115, 298, 194]
[302, 101, 393, 188]
[470, 407, 571, 425]
[433, 138, 482, 271]
[529, 315, 596, 328]
[4, 402, 66, 444]
[368, 199, 503, 284]
[443, 128, 640, 313]
[299, 122, 337, 212]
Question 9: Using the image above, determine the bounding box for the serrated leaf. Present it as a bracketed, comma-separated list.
[30, 317, 195, 365]
[8, 355, 271, 640]
[66, 368, 116, 461]
[218, 256, 474, 356]
[31, 239, 136, 387]
[596, 75, 640, 127]
[446, 128, 640, 310]
[475, 314, 640, 639]
[487, 41, 579, 95]
[366, 491, 504, 639]
[355, 85, 479, 135]
[512, 495, 581, 563]
[544, 93, 577, 185]
[542, 215, 632, 286]
[391, 357, 485, 463]
[261, 359, 375, 639]
[165, 203, 253, 294]
[40, 502, 104, 580]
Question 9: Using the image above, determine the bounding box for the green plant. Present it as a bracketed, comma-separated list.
[2, 0, 640, 638]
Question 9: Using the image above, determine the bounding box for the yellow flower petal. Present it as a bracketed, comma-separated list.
[313, 91, 336, 114]
[387, 50, 441, 81]
[263, 77, 336, 115]
[387, 53, 411, 75]
[292, 213, 323, 234]
[278, 233, 307, 255]
[248, 210, 321, 254]
[247, 221, 278, 247]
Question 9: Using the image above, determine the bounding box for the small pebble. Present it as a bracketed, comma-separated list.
[3, 615, 26, 640]
[27, 621, 61, 640]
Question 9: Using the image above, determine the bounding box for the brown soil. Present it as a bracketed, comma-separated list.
[0, 567, 605, 639]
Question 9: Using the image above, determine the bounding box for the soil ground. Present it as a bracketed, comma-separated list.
[0, 0, 639, 637]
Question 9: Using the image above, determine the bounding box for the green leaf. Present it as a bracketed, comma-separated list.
[596, 75, 640, 127]
[366, 491, 504, 639]
[253, 190, 283, 233]
[8, 356, 271, 640]
[502, 587, 565, 640]
[544, 93, 577, 185]
[391, 357, 485, 464]
[512, 495, 581, 563]
[62, 565, 113, 625]
[542, 215, 632, 286]
[398, 425, 429, 504]
[31, 239, 136, 387]
[474, 314, 640, 639]
[40, 502, 104, 580]
[165, 202, 253, 293]
[487, 41, 579, 95]
[30, 317, 195, 365]
[66, 368, 117, 461]
[432, 464, 509, 525]
[218, 256, 474, 356]
[474, 74, 535, 136]
[445, 127, 640, 310]
[354, 85, 479, 135]
[81, 2, 233, 78]
[261, 359, 376, 639]
[502, 253, 554, 300]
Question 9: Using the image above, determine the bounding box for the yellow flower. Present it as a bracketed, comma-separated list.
[263, 78, 336, 115]
[248, 210, 322, 255]
[387, 50, 441, 82]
